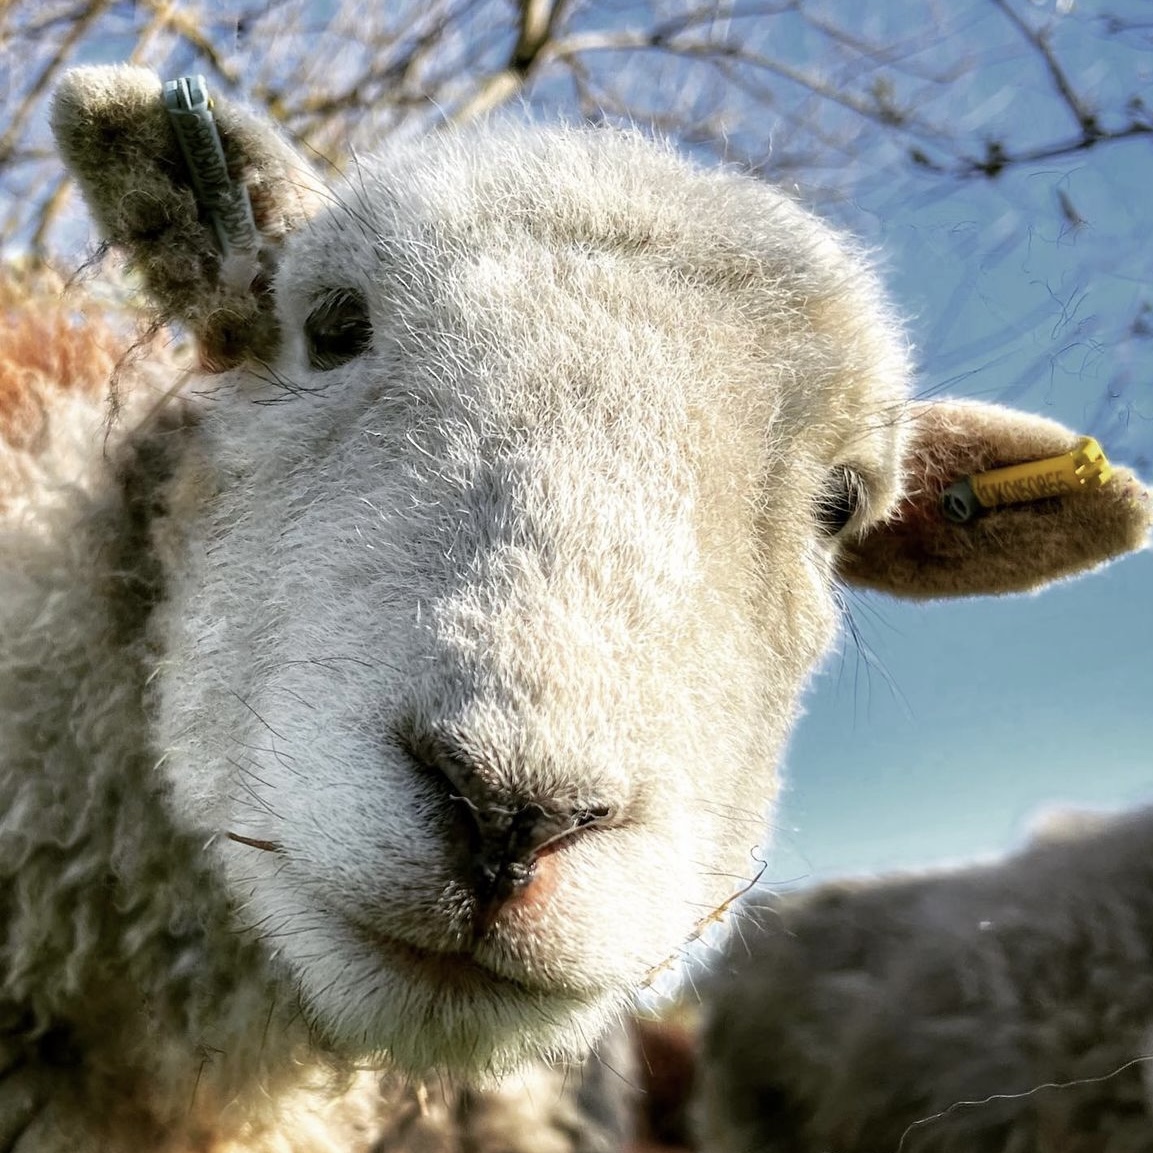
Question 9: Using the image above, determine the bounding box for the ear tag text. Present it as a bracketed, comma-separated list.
[162, 74, 259, 260]
[941, 435, 1114, 524]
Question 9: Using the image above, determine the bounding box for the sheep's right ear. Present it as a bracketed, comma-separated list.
[51, 66, 324, 370]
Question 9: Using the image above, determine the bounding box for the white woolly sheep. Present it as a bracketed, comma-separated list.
[698, 805, 1153, 1153]
[0, 63, 1148, 1150]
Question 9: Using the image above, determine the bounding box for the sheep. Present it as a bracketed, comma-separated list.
[0, 61, 1147, 1150]
[697, 805, 1153, 1153]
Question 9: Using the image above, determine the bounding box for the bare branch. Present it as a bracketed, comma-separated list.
[132, 0, 245, 90]
[0, 0, 112, 167]
[954, 119, 1151, 180]
[451, 0, 565, 124]
[990, 0, 1100, 138]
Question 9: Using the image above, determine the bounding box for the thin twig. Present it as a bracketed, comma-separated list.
[0, 0, 112, 167]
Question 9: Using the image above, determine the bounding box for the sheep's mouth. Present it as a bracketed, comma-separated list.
[348, 920, 551, 999]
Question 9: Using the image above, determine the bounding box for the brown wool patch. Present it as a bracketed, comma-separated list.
[0, 272, 122, 453]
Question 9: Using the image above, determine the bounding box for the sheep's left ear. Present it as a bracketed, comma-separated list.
[838, 400, 1150, 598]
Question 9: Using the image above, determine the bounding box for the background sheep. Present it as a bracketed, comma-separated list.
[698, 805, 1153, 1153]
[0, 62, 1147, 1150]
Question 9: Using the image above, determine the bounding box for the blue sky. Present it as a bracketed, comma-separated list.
[776, 548, 1153, 879]
[769, 7, 1153, 879]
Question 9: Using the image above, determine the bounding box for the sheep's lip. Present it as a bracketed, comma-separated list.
[348, 920, 546, 998]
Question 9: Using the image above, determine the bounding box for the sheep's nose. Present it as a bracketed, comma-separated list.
[467, 801, 577, 906]
[401, 729, 613, 933]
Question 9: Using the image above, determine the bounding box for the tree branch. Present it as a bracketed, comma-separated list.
[450, 0, 565, 124]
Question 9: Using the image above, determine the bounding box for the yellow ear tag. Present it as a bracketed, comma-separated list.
[941, 436, 1114, 524]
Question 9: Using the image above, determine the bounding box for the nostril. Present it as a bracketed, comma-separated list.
[393, 725, 478, 814]
[572, 804, 613, 830]
[529, 803, 614, 862]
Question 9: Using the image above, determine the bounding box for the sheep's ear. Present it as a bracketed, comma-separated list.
[51, 66, 323, 370]
[838, 401, 1151, 598]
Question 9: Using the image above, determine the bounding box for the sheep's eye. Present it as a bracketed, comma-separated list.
[816, 466, 863, 536]
[304, 288, 372, 371]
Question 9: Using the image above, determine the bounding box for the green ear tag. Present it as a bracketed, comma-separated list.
[162, 75, 259, 259]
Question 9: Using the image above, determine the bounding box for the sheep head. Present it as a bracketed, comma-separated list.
[48, 66, 1149, 1078]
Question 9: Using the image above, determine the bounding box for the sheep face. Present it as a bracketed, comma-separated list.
[49, 66, 1148, 1080]
[146, 129, 907, 1073]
